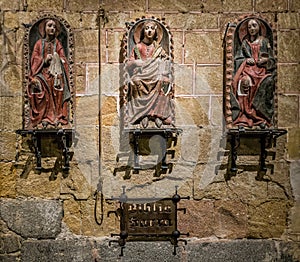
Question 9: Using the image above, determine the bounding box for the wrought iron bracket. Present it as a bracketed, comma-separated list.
[226, 127, 287, 179]
[15, 129, 74, 171]
[115, 128, 182, 178]
[107, 186, 189, 256]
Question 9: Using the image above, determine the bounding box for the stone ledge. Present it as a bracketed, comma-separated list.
[16, 238, 300, 262]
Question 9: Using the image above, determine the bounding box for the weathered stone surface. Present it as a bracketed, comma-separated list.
[60, 164, 93, 200]
[3, 65, 22, 95]
[15, 165, 61, 198]
[175, 97, 209, 126]
[178, 200, 215, 238]
[26, 0, 63, 11]
[0, 96, 23, 130]
[62, 195, 117, 237]
[0, 199, 63, 238]
[278, 13, 300, 29]
[248, 200, 288, 238]
[255, 0, 288, 12]
[75, 95, 99, 126]
[0, 1, 20, 10]
[278, 31, 300, 63]
[67, 0, 99, 11]
[74, 30, 99, 63]
[291, 0, 300, 11]
[165, 13, 218, 30]
[287, 128, 300, 160]
[289, 161, 300, 235]
[21, 239, 94, 262]
[0, 233, 21, 254]
[100, 64, 120, 95]
[171, 31, 184, 64]
[101, 96, 118, 126]
[106, 31, 125, 63]
[185, 32, 222, 64]
[214, 200, 248, 238]
[186, 239, 279, 262]
[173, 64, 193, 95]
[0, 163, 16, 198]
[195, 65, 223, 94]
[277, 95, 299, 128]
[278, 64, 300, 93]
[0, 254, 20, 262]
[0, 132, 17, 161]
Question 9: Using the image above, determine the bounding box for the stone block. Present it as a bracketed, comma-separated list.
[101, 96, 118, 126]
[26, 0, 63, 11]
[0, 254, 20, 262]
[186, 240, 278, 262]
[278, 13, 300, 29]
[60, 164, 93, 200]
[67, 0, 98, 11]
[0, 233, 21, 254]
[214, 200, 248, 238]
[104, 12, 131, 28]
[0, 96, 22, 130]
[0, 0, 20, 11]
[75, 95, 99, 126]
[171, 31, 184, 64]
[81, 13, 99, 30]
[0, 131, 17, 161]
[178, 199, 215, 238]
[15, 161, 61, 198]
[175, 96, 209, 126]
[0, 163, 16, 198]
[149, 0, 201, 12]
[100, 63, 121, 95]
[287, 128, 300, 160]
[255, 0, 288, 12]
[277, 95, 299, 128]
[0, 199, 63, 238]
[165, 13, 218, 30]
[185, 32, 222, 64]
[62, 195, 117, 237]
[248, 200, 288, 238]
[278, 64, 300, 93]
[2, 65, 22, 95]
[21, 240, 94, 262]
[291, 0, 300, 10]
[205, 0, 253, 12]
[100, 0, 145, 11]
[210, 96, 223, 127]
[173, 64, 193, 95]
[62, 13, 82, 29]
[278, 31, 300, 63]
[106, 31, 125, 63]
[195, 65, 223, 95]
[74, 30, 99, 63]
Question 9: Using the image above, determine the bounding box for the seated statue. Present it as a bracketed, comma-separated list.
[123, 19, 175, 129]
[231, 18, 275, 128]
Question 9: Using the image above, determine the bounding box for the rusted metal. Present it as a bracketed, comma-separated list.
[108, 186, 189, 256]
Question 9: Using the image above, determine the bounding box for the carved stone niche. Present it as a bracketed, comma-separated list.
[16, 14, 75, 174]
[115, 17, 182, 178]
[222, 15, 287, 180]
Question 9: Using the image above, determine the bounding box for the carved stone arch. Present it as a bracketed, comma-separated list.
[23, 13, 75, 129]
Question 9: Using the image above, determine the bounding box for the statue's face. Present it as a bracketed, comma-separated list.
[45, 20, 56, 38]
[248, 19, 259, 37]
[144, 22, 157, 39]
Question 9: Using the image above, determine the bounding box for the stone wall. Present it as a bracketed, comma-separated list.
[0, 0, 299, 261]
